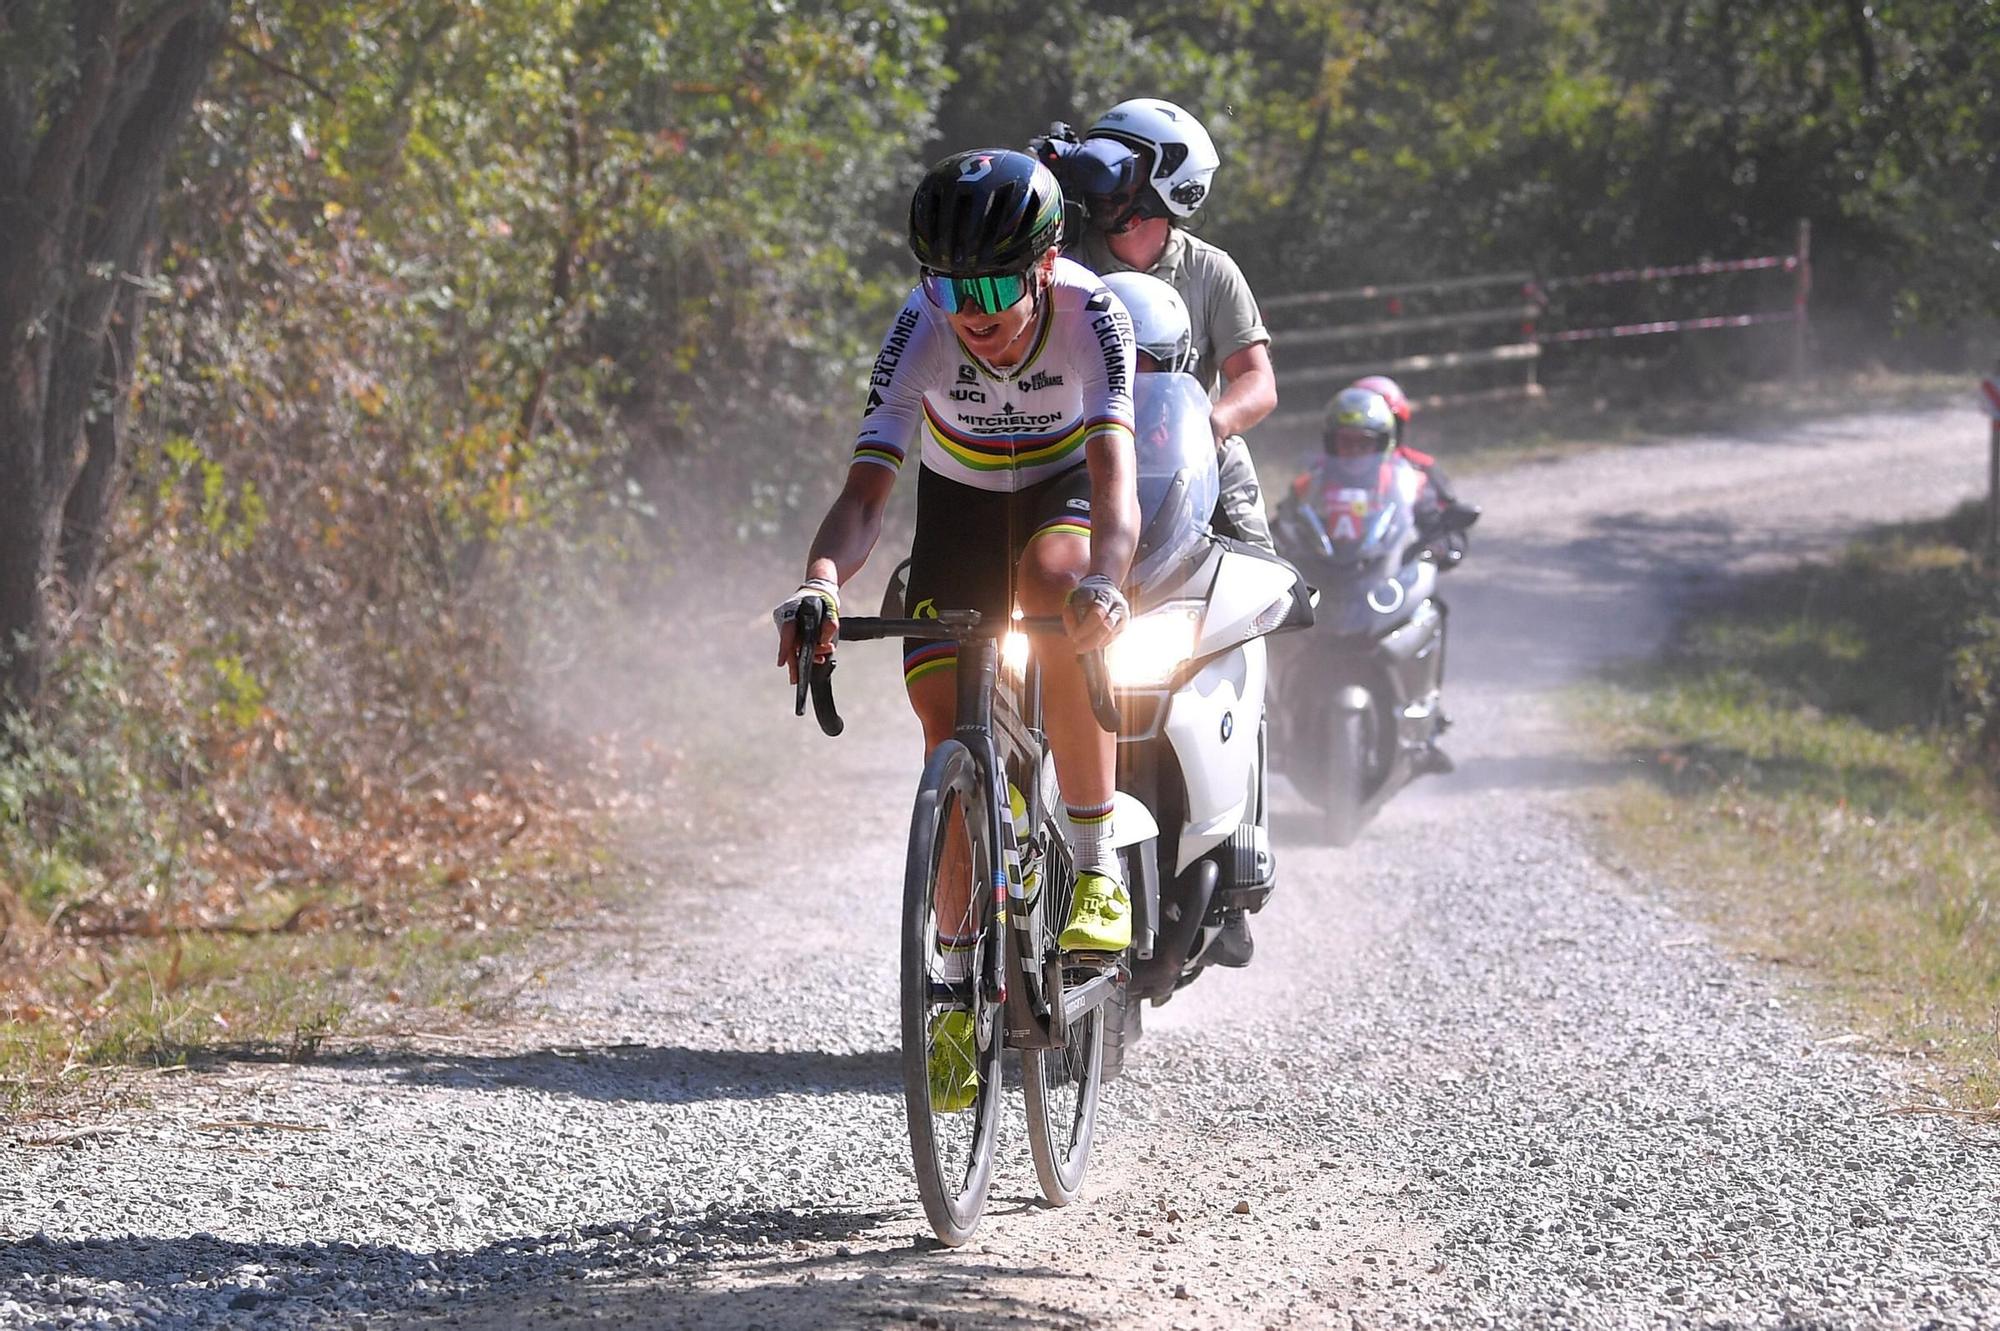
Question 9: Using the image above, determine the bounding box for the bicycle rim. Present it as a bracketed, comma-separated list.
[900, 740, 1003, 1246]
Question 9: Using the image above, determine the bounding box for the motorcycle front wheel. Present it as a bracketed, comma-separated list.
[1322, 705, 1371, 847]
[900, 740, 1003, 1246]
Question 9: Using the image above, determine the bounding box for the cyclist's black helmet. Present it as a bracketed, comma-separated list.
[909, 149, 1065, 276]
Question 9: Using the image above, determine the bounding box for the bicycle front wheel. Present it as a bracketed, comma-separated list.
[900, 739, 1003, 1247]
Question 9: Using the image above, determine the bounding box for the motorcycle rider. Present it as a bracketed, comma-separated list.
[1322, 375, 1477, 569]
[1285, 384, 1469, 774]
[773, 149, 1140, 1110]
[1034, 99, 1280, 556]
[1097, 267, 1270, 969]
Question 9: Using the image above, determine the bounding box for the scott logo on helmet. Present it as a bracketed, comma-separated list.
[959, 155, 994, 182]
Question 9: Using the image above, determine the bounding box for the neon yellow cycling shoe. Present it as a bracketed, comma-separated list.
[927, 1009, 979, 1113]
[1058, 871, 1131, 952]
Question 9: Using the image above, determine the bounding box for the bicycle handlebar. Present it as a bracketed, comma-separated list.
[789, 607, 1121, 737]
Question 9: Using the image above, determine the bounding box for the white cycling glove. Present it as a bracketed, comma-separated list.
[1065, 573, 1129, 636]
[773, 576, 840, 633]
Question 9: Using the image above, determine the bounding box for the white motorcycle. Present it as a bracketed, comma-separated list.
[1090, 370, 1311, 1069]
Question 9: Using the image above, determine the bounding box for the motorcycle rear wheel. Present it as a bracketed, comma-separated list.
[900, 740, 1004, 1247]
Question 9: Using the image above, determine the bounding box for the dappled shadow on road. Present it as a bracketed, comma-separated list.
[0, 1206, 1088, 1331]
[364, 1043, 902, 1105]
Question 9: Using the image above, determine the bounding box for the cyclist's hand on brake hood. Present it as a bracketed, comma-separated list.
[1063, 574, 1128, 652]
[774, 577, 840, 685]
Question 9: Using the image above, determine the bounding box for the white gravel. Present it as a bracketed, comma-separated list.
[5, 404, 1997, 1329]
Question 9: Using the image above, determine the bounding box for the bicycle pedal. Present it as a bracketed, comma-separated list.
[1061, 950, 1123, 975]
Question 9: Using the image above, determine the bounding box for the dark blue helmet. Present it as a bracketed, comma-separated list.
[908, 149, 1065, 276]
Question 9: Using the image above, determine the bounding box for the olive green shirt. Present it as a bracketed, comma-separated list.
[1072, 227, 1269, 396]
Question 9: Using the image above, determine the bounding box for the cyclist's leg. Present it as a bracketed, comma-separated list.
[903, 469, 1011, 962]
[1016, 528, 1113, 813]
[1015, 472, 1129, 951]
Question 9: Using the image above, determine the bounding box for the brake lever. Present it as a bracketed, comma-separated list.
[1080, 649, 1121, 735]
[790, 597, 845, 736]
[792, 601, 817, 719]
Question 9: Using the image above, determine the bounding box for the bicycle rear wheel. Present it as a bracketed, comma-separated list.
[900, 739, 1003, 1246]
[1021, 837, 1112, 1206]
[1022, 992, 1105, 1205]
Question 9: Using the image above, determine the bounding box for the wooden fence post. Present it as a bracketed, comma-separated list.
[1984, 366, 2000, 564]
[1792, 218, 1812, 381]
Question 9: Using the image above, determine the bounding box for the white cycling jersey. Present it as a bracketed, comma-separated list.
[851, 257, 1136, 493]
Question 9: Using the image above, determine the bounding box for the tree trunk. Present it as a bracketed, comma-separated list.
[0, 1, 229, 716]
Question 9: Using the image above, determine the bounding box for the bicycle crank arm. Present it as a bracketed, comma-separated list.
[1056, 963, 1120, 1023]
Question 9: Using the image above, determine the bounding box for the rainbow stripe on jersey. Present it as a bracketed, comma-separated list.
[923, 405, 1130, 480]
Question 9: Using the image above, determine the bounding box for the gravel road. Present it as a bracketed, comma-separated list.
[6, 404, 1998, 1330]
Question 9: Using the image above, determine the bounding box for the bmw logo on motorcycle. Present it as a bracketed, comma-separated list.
[1220, 710, 1234, 742]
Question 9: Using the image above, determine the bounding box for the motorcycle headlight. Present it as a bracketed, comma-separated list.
[1001, 626, 1031, 677]
[1106, 602, 1202, 687]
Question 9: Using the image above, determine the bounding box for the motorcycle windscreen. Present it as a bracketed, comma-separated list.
[1309, 451, 1418, 560]
[1127, 372, 1220, 593]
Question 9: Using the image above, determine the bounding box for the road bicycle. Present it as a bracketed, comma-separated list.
[791, 599, 1133, 1246]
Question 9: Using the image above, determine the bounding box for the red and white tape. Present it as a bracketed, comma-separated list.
[1542, 254, 1796, 290]
[1541, 310, 1799, 345]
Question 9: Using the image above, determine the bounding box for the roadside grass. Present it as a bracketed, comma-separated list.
[1, 760, 646, 1122]
[1575, 505, 2000, 1111]
[0, 923, 541, 1121]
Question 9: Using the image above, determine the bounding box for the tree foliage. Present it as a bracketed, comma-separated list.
[921, 0, 1997, 340]
[2, 0, 1995, 952]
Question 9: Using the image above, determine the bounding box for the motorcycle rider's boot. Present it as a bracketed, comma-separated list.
[926, 1009, 979, 1113]
[1412, 712, 1455, 776]
[1208, 907, 1256, 968]
[1411, 742, 1456, 777]
[1059, 870, 1131, 953]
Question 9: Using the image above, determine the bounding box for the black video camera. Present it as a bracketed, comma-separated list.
[1029, 121, 1147, 235]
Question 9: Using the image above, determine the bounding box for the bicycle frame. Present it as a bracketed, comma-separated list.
[796, 607, 1122, 1051]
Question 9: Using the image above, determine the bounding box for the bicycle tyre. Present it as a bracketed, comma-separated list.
[1024, 835, 1138, 1204]
[1021, 982, 1105, 1206]
[900, 739, 1003, 1246]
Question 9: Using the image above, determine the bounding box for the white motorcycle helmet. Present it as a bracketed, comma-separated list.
[1101, 271, 1196, 375]
[1087, 98, 1220, 220]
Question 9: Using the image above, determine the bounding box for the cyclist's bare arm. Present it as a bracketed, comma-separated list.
[775, 463, 897, 673]
[804, 461, 896, 588]
[1071, 431, 1139, 651]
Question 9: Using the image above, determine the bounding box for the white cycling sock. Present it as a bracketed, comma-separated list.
[1063, 799, 1120, 881]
